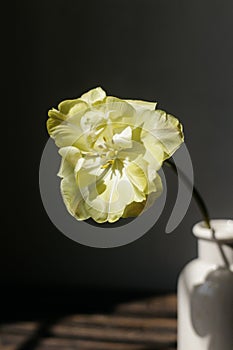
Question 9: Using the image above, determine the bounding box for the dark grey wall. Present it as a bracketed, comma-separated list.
[6, 0, 233, 291]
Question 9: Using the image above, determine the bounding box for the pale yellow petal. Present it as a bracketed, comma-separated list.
[122, 200, 146, 218]
[125, 99, 157, 111]
[141, 109, 184, 158]
[58, 99, 88, 116]
[112, 126, 132, 149]
[47, 103, 92, 150]
[58, 146, 82, 178]
[126, 162, 147, 192]
[60, 173, 90, 221]
[99, 96, 135, 121]
[80, 87, 106, 104]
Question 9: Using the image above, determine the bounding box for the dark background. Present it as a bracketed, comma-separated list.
[6, 0, 233, 296]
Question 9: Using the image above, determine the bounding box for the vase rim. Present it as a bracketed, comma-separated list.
[193, 219, 233, 242]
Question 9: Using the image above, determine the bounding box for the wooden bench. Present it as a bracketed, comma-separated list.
[0, 291, 177, 350]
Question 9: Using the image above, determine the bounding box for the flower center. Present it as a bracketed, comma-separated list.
[101, 159, 115, 169]
[101, 148, 119, 168]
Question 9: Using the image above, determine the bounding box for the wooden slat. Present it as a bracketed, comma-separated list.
[0, 316, 176, 335]
[0, 322, 38, 335]
[0, 294, 177, 350]
[0, 324, 176, 345]
[114, 295, 177, 316]
[37, 337, 157, 350]
[0, 335, 176, 350]
[0, 334, 29, 350]
[59, 314, 177, 330]
[50, 324, 176, 345]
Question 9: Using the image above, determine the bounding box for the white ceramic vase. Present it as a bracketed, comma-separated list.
[177, 219, 233, 350]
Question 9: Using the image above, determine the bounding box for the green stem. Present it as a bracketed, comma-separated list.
[164, 159, 212, 229]
[164, 159, 230, 269]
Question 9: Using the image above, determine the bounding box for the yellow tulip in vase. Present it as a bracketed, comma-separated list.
[46, 87, 233, 350]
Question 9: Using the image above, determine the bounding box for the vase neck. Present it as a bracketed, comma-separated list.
[198, 239, 233, 267]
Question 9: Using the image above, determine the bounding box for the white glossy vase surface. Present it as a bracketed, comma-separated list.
[178, 219, 233, 350]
